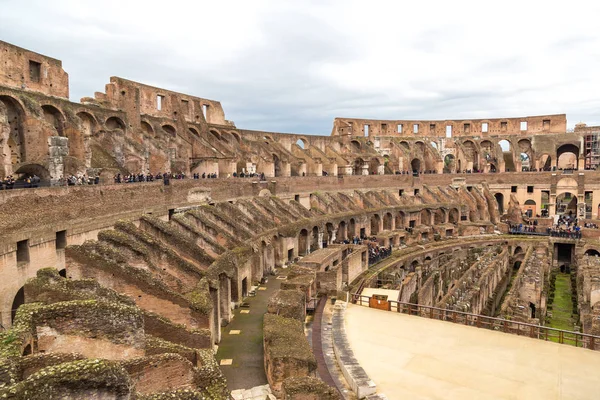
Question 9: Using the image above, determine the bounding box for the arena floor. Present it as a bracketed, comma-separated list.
[344, 304, 600, 400]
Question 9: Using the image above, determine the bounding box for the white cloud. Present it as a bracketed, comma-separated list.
[0, 0, 599, 133]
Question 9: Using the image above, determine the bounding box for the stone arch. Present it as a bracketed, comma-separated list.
[539, 153, 552, 171]
[585, 249, 600, 257]
[556, 192, 577, 215]
[298, 229, 309, 256]
[337, 221, 347, 241]
[15, 163, 51, 182]
[368, 158, 381, 175]
[353, 158, 364, 175]
[434, 209, 445, 224]
[349, 218, 356, 237]
[0, 95, 27, 176]
[71, 112, 95, 164]
[513, 246, 523, 255]
[420, 209, 432, 225]
[383, 212, 393, 231]
[399, 141, 410, 151]
[350, 140, 361, 152]
[106, 116, 125, 131]
[370, 214, 381, 235]
[324, 222, 334, 244]
[494, 193, 504, 214]
[557, 144, 579, 170]
[411, 158, 421, 173]
[141, 121, 154, 138]
[498, 139, 514, 172]
[296, 138, 308, 149]
[311, 226, 320, 252]
[11, 286, 24, 322]
[189, 127, 200, 137]
[443, 154, 455, 173]
[449, 208, 459, 224]
[409, 260, 420, 273]
[41, 105, 65, 136]
[209, 129, 221, 141]
[162, 124, 176, 137]
[395, 211, 405, 229]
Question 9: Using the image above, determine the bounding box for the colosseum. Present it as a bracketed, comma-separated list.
[1, 39, 600, 399]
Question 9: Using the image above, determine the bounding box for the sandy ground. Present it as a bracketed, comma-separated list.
[344, 303, 600, 400]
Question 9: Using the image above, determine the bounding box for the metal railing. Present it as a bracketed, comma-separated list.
[351, 294, 599, 351]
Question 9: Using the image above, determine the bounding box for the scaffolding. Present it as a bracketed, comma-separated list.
[584, 132, 600, 170]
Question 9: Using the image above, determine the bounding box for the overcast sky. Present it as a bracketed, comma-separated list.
[1, 0, 599, 134]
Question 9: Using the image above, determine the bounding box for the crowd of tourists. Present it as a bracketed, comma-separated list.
[338, 235, 393, 265]
[113, 172, 188, 184]
[0, 175, 42, 189]
[64, 175, 100, 186]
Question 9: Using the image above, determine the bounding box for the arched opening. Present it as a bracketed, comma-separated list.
[324, 222, 334, 245]
[11, 286, 24, 322]
[449, 208, 459, 224]
[395, 212, 405, 229]
[539, 154, 552, 171]
[350, 140, 361, 152]
[311, 226, 320, 252]
[369, 158, 381, 175]
[529, 302, 536, 318]
[434, 209, 445, 225]
[443, 154, 455, 174]
[514, 246, 523, 255]
[513, 261, 522, 270]
[0, 96, 27, 175]
[298, 229, 308, 255]
[524, 199, 536, 218]
[585, 249, 600, 257]
[556, 192, 577, 215]
[353, 158, 364, 175]
[370, 215, 381, 235]
[349, 218, 356, 238]
[420, 209, 431, 225]
[209, 129, 221, 141]
[273, 154, 281, 177]
[189, 127, 199, 137]
[557, 144, 579, 170]
[106, 116, 125, 131]
[494, 193, 504, 215]
[430, 141, 438, 150]
[296, 138, 307, 149]
[59, 268, 67, 278]
[141, 121, 154, 138]
[162, 125, 176, 137]
[520, 153, 530, 171]
[462, 140, 479, 171]
[72, 112, 95, 163]
[337, 221, 347, 242]
[399, 141, 410, 151]
[499, 140, 514, 172]
[22, 344, 32, 356]
[15, 163, 51, 183]
[42, 105, 65, 136]
[410, 260, 419, 273]
[411, 158, 421, 174]
[383, 213, 393, 231]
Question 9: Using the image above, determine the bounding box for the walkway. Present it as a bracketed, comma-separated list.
[216, 273, 282, 391]
[345, 303, 600, 400]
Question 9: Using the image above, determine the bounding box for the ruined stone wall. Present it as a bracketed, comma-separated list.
[0, 41, 69, 98]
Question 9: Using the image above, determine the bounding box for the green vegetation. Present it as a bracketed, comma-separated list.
[546, 272, 579, 344]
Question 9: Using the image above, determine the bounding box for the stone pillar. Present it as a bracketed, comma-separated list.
[318, 231, 324, 249]
[48, 136, 69, 185]
[377, 164, 385, 175]
[362, 164, 369, 175]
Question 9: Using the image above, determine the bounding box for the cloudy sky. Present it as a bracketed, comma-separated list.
[1, 0, 599, 134]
